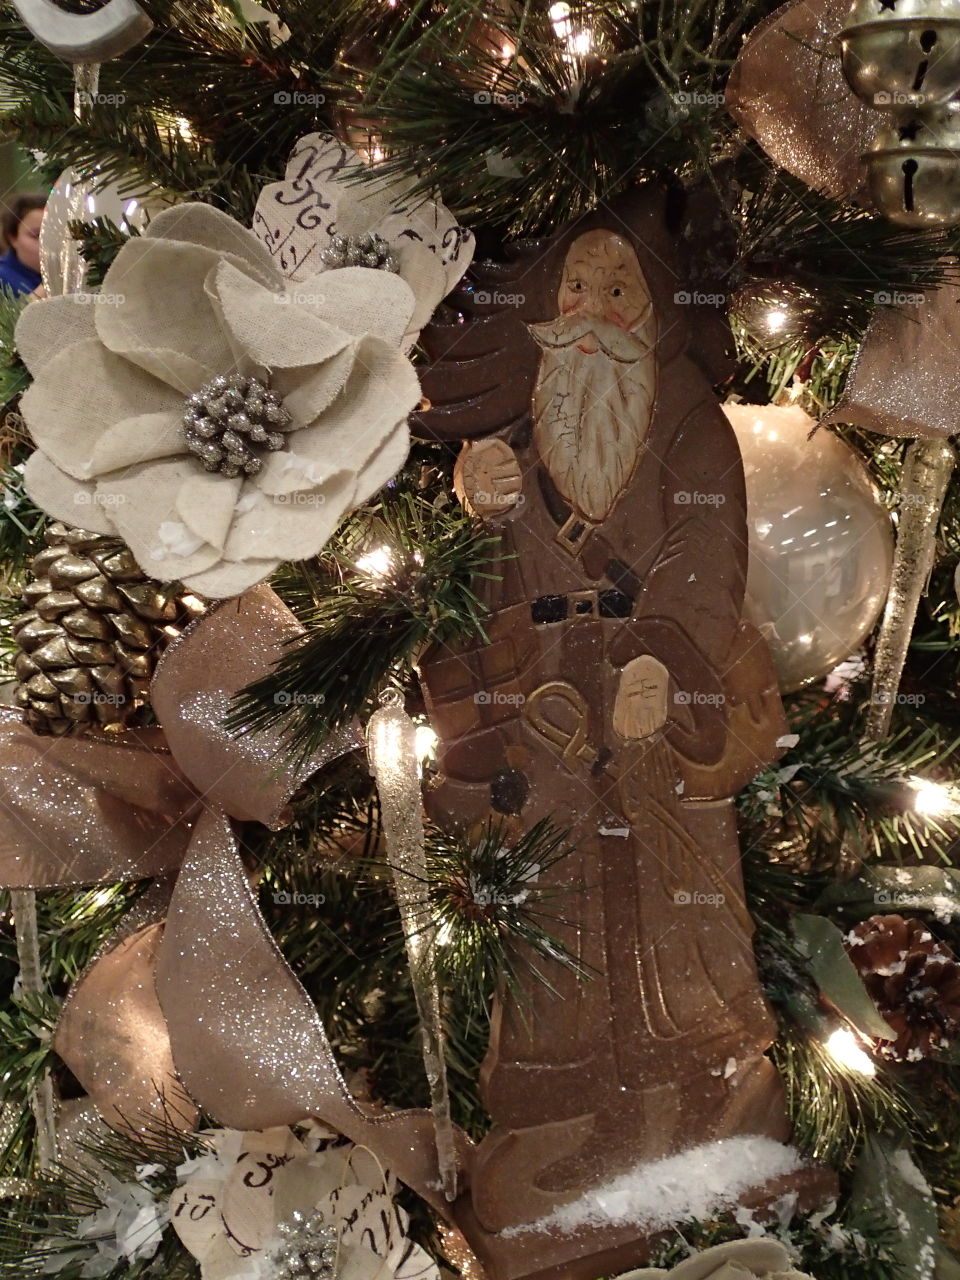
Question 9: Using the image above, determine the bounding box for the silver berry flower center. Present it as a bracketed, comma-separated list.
[183, 373, 291, 478]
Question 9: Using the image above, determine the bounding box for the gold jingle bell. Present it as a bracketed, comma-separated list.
[865, 103, 960, 226]
[839, 0, 960, 109]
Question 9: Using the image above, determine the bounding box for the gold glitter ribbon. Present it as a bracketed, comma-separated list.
[824, 280, 960, 440]
[725, 0, 877, 201]
[0, 585, 469, 1208]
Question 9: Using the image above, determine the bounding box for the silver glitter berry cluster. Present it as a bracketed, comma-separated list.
[318, 232, 400, 273]
[183, 373, 292, 478]
[267, 1212, 339, 1280]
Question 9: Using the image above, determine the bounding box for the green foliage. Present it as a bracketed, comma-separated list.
[0, 455, 45, 591]
[738, 701, 960, 870]
[648, 1204, 904, 1280]
[0, 1111, 206, 1278]
[730, 164, 960, 347]
[228, 458, 494, 764]
[68, 216, 135, 289]
[0, 288, 29, 408]
[338, 0, 774, 236]
[426, 817, 589, 1006]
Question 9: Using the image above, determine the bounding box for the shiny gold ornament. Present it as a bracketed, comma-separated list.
[839, 0, 960, 110]
[729, 280, 818, 352]
[13, 522, 194, 735]
[865, 104, 960, 226]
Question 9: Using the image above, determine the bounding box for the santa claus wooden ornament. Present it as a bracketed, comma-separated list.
[415, 186, 832, 1280]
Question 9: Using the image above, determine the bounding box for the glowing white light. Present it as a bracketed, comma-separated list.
[355, 546, 393, 579]
[909, 776, 959, 818]
[549, 1, 570, 30]
[825, 1027, 876, 1077]
[548, 2, 592, 57]
[765, 307, 789, 333]
[436, 919, 454, 947]
[415, 723, 439, 766]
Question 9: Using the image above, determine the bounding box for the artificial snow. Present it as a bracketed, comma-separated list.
[890, 1148, 932, 1198]
[502, 1136, 805, 1237]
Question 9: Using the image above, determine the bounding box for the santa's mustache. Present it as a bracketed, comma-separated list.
[528, 314, 651, 363]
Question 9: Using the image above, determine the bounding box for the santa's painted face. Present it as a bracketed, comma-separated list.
[529, 231, 658, 525]
[557, 229, 653, 352]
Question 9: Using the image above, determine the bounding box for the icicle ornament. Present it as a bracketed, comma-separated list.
[866, 437, 956, 739]
[365, 689, 458, 1201]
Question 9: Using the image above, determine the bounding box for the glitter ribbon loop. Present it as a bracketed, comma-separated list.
[0, 587, 474, 1199]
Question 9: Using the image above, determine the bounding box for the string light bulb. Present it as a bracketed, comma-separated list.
[548, 1, 593, 60]
[415, 723, 439, 767]
[909, 776, 960, 818]
[355, 546, 394, 579]
[824, 1027, 876, 1077]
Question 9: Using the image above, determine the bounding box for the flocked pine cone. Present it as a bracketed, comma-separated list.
[12, 522, 192, 736]
[845, 914, 960, 1061]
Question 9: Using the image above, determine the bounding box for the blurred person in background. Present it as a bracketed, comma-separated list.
[0, 193, 46, 297]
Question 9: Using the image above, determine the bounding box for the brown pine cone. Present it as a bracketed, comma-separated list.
[845, 914, 960, 1061]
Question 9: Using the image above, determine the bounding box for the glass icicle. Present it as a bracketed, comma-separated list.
[366, 689, 458, 1200]
[865, 438, 956, 741]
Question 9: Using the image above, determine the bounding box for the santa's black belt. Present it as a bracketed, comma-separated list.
[531, 589, 632, 624]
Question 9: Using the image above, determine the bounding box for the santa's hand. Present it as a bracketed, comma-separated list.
[454, 438, 523, 520]
[613, 655, 670, 739]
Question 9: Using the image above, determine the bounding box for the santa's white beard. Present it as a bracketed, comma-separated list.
[530, 314, 657, 524]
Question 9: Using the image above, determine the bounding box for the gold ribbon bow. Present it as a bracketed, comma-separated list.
[0, 584, 467, 1214]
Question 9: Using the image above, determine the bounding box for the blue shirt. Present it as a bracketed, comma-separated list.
[0, 249, 41, 297]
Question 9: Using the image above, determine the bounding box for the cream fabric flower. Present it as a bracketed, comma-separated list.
[17, 203, 421, 599]
[254, 133, 475, 347]
[171, 1123, 439, 1280]
[619, 1239, 814, 1280]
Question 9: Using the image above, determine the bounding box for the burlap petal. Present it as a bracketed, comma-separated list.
[292, 266, 415, 348]
[725, 0, 876, 201]
[0, 709, 197, 888]
[154, 808, 467, 1218]
[175, 556, 284, 599]
[265, 340, 419, 509]
[174, 470, 245, 552]
[350, 418, 411, 509]
[213, 259, 353, 370]
[253, 342, 410, 499]
[54, 920, 197, 1133]
[19, 338, 179, 481]
[824, 284, 960, 438]
[150, 584, 360, 827]
[617, 1238, 805, 1278]
[99, 458, 228, 581]
[15, 294, 97, 376]
[91, 410, 186, 474]
[146, 202, 281, 291]
[268, 346, 359, 452]
[22, 452, 114, 534]
[97, 239, 240, 392]
[222, 481, 354, 562]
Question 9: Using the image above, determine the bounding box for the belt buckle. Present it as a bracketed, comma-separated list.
[568, 589, 597, 618]
[556, 512, 595, 556]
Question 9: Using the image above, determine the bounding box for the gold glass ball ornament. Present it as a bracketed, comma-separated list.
[865, 103, 960, 226]
[839, 0, 960, 109]
[729, 280, 818, 353]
